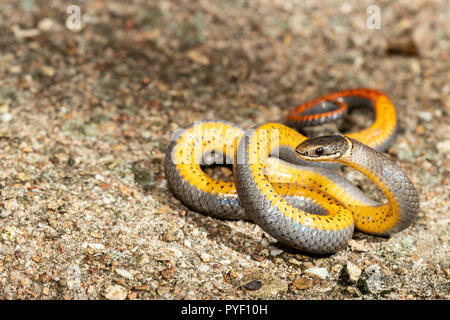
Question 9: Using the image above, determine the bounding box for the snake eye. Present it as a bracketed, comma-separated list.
[315, 147, 324, 156]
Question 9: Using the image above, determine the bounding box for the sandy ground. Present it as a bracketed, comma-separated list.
[0, 0, 448, 299]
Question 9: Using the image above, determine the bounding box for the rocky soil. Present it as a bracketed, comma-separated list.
[0, 0, 448, 299]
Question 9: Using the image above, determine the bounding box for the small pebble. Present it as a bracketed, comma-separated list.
[136, 253, 149, 265]
[41, 65, 56, 77]
[348, 239, 368, 252]
[436, 140, 450, 154]
[38, 18, 57, 31]
[118, 183, 132, 197]
[164, 230, 183, 242]
[187, 49, 210, 65]
[183, 239, 192, 248]
[442, 269, 450, 279]
[270, 249, 283, 256]
[0, 103, 8, 113]
[331, 264, 341, 273]
[127, 292, 137, 300]
[9, 65, 21, 74]
[346, 262, 362, 282]
[86, 243, 105, 250]
[1, 113, 12, 123]
[418, 111, 432, 122]
[16, 172, 31, 182]
[288, 258, 302, 267]
[243, 280, 262, 291]
[133, 284, 150, 291]
[115, 269, 134, 280]
[104, 285, 128, 300]
[346, 286, 361, 296]
[1, 225, 17, 241]
[0, 210, 12, 218]
[340, 3, 352, 14]
[156, 286, 170, 296]
[415, 125, 425, 135]
[12, 26, 40, 38]
[304, 267, 328, 280]
[292, 277, 313, 290]
[365, 264, 383, 293]
[21, 146, 33, 153]
[161, 266, 176, 279]
[198, 264, 209, 273]
[200, 253, 211, 262]
[47, 200, 61, 211]
[3, 199, 18, 210]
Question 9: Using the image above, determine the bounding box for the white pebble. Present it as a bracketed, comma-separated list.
[3, 199, 18, 210]
[104, 285, 128, 300]
[87, 243, 105, 250]
[67, 264, 81, 289]
[38, 18, 56, 31]
[304, 267, 328, 280]
[346, 262, 362, 282]
[102, 195, 115, 205]
[1, 113, 12, 123]
[198, 264, 209, 273]
[200, 253, 211, 262]
[141, 131, 152, 139]
[436, 140, 450, 154]
[340, 3, 352, 13]
[183, 239, 192, 248]
[115, 269, 134, 280]
[418, 111, 432, 122]
[270, 249, 283, 256]
[365, 264, 383, 293]
[0, 210, 12, 218]
[168, 247, 183, 258]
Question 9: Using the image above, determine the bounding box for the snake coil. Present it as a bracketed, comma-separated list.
[164, 89, 419, 253]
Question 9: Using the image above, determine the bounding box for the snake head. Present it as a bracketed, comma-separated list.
[295, 135, 350, 161]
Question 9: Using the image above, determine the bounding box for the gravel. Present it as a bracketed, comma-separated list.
[0, 0, 448, 300]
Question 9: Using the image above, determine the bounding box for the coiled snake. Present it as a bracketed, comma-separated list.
[164, 89, 419, 253]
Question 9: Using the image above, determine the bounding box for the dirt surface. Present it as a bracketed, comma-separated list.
[0, 0, 448, 300]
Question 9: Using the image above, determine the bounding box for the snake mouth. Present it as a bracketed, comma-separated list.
[295, 148, 342, 161]
[295, 135, 350, 161]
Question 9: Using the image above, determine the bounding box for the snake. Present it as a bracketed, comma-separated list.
[164, 89, 419, 253]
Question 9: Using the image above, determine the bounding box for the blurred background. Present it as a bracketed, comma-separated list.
[0, 0, 448, 300]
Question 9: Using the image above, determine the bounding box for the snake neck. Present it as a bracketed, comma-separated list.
[338, 137, 419, 234]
